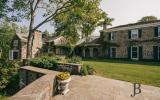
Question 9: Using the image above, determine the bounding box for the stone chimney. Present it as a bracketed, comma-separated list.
[32, 30, 42, 58]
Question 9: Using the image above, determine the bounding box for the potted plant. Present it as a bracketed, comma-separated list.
[56, 72, 71, 95]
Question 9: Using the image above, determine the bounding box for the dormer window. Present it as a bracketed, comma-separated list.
[13, 40, 18, 47]
[131, 29, 138, 39]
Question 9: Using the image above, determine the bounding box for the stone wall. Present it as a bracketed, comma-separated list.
[10, 66, 58, 100]
[57, 63, 82, 74]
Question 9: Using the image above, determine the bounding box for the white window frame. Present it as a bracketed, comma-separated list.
[110, 47, 116, 58]
[158, 27, 160, 37]
[111, 32, 116, 41]
[9, 50, 19, 60]
[13, 40, 19, 47]
[131, 29, 138, 39]
[131, 47, 139, 60]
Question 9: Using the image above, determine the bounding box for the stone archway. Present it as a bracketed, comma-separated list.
[93, 48, 99, 57]
[85, 48, 90, 58]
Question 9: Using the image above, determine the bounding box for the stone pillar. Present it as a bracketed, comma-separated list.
[90, 47, 93, 58]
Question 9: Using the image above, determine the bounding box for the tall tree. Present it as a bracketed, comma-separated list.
[11, 0, 81, 59]
[54, 0, 113, 55]
[138, 16, 158, 22]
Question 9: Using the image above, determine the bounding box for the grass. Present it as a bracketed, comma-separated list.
[83, 59, 160, 87]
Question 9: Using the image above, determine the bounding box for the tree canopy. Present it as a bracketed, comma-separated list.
[138, 16, 158, 22]
[54, 0, 113, 55]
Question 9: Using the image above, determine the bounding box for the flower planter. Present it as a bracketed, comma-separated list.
[57, 77, 71, 95]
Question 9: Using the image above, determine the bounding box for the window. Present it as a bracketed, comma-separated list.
[111, 32, 116, 40]
[9, 50, 19, 60]
[131, 47, 138, 59]
[110, 47, 116, 58]
[13, 40, 18, 47]
[158, 27, 160, 37]
[131, 29, 138, 39]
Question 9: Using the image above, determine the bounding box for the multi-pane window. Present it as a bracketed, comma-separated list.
[158, 27, 160, 37]
[131, 29, 138, 39]
[13, 40, 18, 47]
[131, 47, 138, 59]
[111, 32, 116, 40]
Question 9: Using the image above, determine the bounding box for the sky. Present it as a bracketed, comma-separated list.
[19, 0, 160, 36]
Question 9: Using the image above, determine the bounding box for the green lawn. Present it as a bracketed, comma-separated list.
[83, 59, 160, 87]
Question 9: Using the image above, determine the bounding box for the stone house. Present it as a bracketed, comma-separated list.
[100, 20, 160, 61]
[10, 20, 160, 61]
[42, 36, 69, 55]
[9, 30, 42, 60]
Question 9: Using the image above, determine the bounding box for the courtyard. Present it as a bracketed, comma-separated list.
[54, 75, 160, 100]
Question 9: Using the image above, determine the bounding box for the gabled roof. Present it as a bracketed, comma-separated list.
[16, 33, 28, 42]
[102, 20, 160, 32]
[76, 36, 100, 46]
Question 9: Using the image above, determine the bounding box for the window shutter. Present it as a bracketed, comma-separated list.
[128, 47, 131, 59]
[9, 50, 12, 60]
[139, 46, 143, 60]
[153, 46, 158, 61]
[108, 33, 111, 40]
[138, 29, 142, 38]
[154, 27, 158, 37]
[108, 48, 110, 58]
[128, 30, 131, 39]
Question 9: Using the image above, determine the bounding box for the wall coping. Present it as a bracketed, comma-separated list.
[57, 62, 82, 66]
[10, 66, 58, 100]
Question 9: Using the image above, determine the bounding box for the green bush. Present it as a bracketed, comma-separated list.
[67, 56, 82, 64]
[80, 64, 95, 76]
[0, 59, 19, 91]
[30, 56, 58, 70]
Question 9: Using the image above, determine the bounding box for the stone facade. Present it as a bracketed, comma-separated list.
[10, 31, 42, 60]
[100, 20, 160, 60]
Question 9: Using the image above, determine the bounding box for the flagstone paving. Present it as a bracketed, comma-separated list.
[53, 75, 160, 100]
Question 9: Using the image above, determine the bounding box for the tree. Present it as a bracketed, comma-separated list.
[138, 16, 158, 22]
[0, 21, 17, 59]
[11, 0, 82, 59]
[42, 30, 50, 38]
[54, 0, 113, 55]
[0, 0, 8, 18]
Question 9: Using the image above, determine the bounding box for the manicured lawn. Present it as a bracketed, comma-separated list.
[83, 59, 160, 87]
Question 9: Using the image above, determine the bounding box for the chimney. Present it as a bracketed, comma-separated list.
[32, 30, 42, 58]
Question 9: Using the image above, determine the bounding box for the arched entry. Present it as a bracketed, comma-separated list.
[85, 48, 90, 58]
[93, 48, 99, 57]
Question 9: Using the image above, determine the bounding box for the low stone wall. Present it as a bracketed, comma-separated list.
[57, 62, 82, 74]
[10, 66, 58, 100]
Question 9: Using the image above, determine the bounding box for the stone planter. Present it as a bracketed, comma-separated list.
[57, 77, 71, 95]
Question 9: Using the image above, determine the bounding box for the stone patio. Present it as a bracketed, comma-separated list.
[53, 75, 160, 100]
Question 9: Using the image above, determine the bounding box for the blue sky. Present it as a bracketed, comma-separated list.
[18, 0, 160, 36]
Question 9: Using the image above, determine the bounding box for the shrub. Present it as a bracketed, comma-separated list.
[80, 64, 95, 76]
[0, 59, 19, 91]
[30, 56, 58, 70]
[67, 56, 82, 64]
